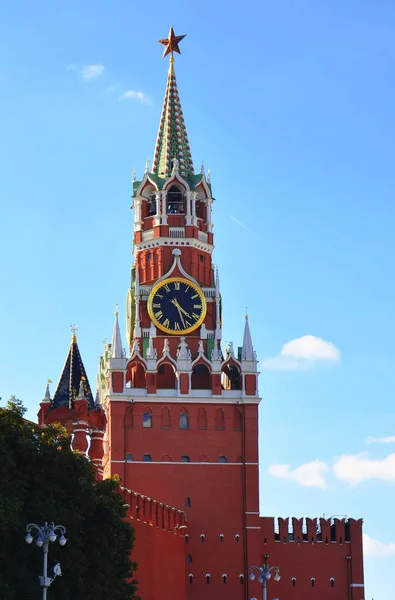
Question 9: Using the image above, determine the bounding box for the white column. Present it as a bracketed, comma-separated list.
[207, 198, 213, 232]
[186, 191, 192, 225]
[134, 196, 143, 231]
[161, 191, 168, 225]
[191, 192, 197, 226]
[154, 191, 161, 226]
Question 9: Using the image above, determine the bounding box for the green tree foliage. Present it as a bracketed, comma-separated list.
[0, 397, 138, 600]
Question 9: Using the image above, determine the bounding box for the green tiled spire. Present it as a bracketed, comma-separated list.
[152, 57, 194, 179]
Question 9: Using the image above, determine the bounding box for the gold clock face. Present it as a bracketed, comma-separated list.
[147, 277, 207, 335]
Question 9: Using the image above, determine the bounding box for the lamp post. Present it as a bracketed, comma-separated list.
[25, 521, 67, 599]
[249, 555, 280, 600]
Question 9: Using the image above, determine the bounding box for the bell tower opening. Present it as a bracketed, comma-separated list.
[167, 185, 185, 214]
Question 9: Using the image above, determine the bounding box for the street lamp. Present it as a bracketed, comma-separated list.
[25, 521, 67, 599]
[249, 555, 280, 600]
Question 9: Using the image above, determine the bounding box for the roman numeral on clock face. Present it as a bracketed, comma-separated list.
[191, 294, 199, 299]
[163, 318, 170, 328]
[174, 282, 180, 290]
[192, 313, 200, 319]
[154, 310, 163, 319]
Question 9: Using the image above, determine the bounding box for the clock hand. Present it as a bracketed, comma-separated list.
[170, 298, 186, 328]
[177, 305, 191, 318]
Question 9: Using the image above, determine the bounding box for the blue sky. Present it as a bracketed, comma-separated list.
[1, 1, 394, 597]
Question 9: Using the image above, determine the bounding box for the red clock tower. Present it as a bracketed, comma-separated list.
[97, 27, 261, 600]
[41, 27, 365, 600]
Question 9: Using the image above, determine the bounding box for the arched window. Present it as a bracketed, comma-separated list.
[128, 362, 145, 388]
[191, 363, 211, 389]
[143, 454, 152, 462]
[125, 405, 133, 427]
[186, 497, 191, 508]
[222, 574, 227, 583]
[239, 574, 244, 584]
[221, 363, 242, 390]
[311, 578, 315, 588]
[179, 411, 189, 429]
[184, 534, 189, 543]
[292, 577, 296, 587]
[157, 362, 177, 389]
[143, 410, 152, 428]
[215, 407, 225, 430]
[233, 407, 243, 430]
[235, 534, 240, 542]
[147, 194, 156, 216]
[186, 554, 192, 563]
[330, 577, 335, 588]
[161, 406, 171, 428]
[181, 455, 190, 463]
[125, 453, 133, 462]
[218, 455, 227, 463]
[197, 407, 207, 429]
[200, 534, 205, 542]
[188, 574, 193, 584]
[219, 534, 224, 542]
[167, 185, 184, 214]
[206, 574, 210, 584]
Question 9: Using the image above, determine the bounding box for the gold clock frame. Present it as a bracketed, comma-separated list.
[147, 277, 207, 335]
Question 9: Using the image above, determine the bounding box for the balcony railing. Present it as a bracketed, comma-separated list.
[169, 227, 185, 238]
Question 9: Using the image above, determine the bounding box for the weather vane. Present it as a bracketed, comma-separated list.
[158, 26, 186, 59]
[70, 324, 78, 339]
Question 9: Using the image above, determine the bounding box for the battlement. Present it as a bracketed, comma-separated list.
[120, 486, 187, 534]
[261, 516, 363, 545]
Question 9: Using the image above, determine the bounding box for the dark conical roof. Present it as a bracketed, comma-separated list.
[51, 334, 95, 410]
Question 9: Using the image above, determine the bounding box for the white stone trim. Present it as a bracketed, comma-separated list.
[110, 461, 259, 465]
[134, 236, 213, 255]
[105, 391, 260, 404]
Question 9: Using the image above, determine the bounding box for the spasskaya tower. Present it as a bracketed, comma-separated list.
[97, 26, 261, 600]
[40, 26, 365, 600]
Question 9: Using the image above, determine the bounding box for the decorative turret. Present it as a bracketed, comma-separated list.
[39, 327, 106, 477]
[241, 314, 255, 361]
[51, 327, 95, 411]
[152, 27, 194, 179]
[111, 306, 123, 358]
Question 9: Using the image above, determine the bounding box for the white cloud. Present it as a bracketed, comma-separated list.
[230, 215, 252, 232]
[268, 460, 329, 489]
[67, 64, 105, 81]
[333, 452, 395, 486]
[120, 90, 152, 105]
[262, 335, 340, 370]
[363, 533, 395, 557]
[366, 435, 395, 444]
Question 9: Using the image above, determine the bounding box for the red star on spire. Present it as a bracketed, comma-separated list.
[158, 26, 186, 59]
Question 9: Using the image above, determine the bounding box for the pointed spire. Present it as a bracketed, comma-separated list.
[241, 315, 255, 361]
[152, 34, 194, 179]
[111, 305, 123, 358]
[51, 330, 95, 411]
[42, 382, 51, 403]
